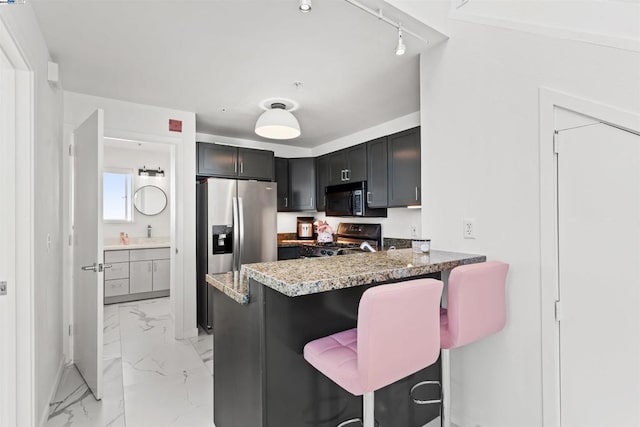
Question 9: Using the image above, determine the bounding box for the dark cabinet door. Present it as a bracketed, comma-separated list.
[388, 127, 421, 207]
[346, 143, 367, 182]
[366, 137, 388, 208]
[328, 150, 348, 185]
[238, 147, 274, 181]
[274, 158, 290, 211]
[289, 158, 316, 211]
[197, 143, 238, 178]
[315, 155, 330, 211]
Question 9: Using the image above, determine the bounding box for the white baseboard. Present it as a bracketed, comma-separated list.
[38, 358, 66, 427]
[184, 327, 199, 339]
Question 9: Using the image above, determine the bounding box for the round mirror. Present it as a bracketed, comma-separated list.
[134, 185, 167, 216]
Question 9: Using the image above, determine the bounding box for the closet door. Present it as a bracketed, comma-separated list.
[557, 123, 639, 427]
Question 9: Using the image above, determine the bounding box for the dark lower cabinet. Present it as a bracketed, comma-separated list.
[275, 157, 290, 211]
[213, 275, 442, 427]
[388, 127, 421, 207]
[315, 155, 330, 211]
[277, 246, 301, 260]
[366, 137, 388, 208]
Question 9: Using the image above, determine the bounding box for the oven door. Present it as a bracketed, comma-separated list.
[325, 190, 353, 216]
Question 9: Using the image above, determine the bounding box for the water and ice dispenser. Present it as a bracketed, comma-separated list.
[212, 225, 233, 254]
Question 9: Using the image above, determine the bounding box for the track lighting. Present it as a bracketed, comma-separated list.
[298, 0, 312, 13]
[395, 27, 406, 56]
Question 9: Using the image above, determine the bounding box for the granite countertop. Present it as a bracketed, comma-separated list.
[104, 237, 171, 251]
[243, 249, 485, 298]
[206, 272, 250, 305]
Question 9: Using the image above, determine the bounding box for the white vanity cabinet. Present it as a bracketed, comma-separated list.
[104, 247, 170, 304]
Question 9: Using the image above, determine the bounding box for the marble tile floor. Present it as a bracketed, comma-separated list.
[46, 298, 214, 427]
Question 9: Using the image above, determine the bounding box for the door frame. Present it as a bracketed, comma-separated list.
[0, 15, 36, 427]
[64, 129, 181, 360]
[539, 87, 640, 427]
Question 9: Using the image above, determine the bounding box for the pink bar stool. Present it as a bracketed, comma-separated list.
[303, 278, 444, 427]
[438, 261, 509, 426]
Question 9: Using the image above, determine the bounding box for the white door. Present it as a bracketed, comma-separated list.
[73, 109, 105, 400]
[0, 45, 17, 427]
[557, 123, 640, 427]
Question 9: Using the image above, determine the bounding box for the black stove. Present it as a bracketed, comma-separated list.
[300, 223, 381, 257]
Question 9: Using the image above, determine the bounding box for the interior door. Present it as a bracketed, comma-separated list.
[0, 46, 17, 427]
[557, 123, 639, 427]
[73, 109, 105, 400]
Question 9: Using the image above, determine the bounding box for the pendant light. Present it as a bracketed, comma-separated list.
[255, 102, 301, 140]
[395, 27, 406, 56]
[298, 0, 312, 13]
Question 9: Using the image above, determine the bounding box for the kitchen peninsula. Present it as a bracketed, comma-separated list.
[207, 249, 485, 427]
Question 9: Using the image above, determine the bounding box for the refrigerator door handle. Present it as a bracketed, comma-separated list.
[238, 197, 245, 270]
[232, 196, 240, 272]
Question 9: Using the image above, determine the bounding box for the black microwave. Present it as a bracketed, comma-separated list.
[325, 181, 387, 217]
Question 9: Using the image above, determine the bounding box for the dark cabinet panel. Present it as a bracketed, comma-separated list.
[289, 158, 316, 211]
[274, 157, 290, 211]
[277, 246, 301, 261]
[197, 143, 238, 178]
[346, 143, 367, 182]
[315, 155, 330, 211]
[388, 127, 421, 207]
[366, 137, 388, 208]
[327, 143, 367, 185]
[328, 151, 348, 185]
[197, 142, 274, 181]
[238, 147, 274, 181]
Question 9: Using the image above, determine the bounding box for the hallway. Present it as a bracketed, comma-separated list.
[46, 298, 213, 427]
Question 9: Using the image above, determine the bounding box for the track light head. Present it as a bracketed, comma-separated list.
[298, 0, 312, 13]
[395, 27, 406, 56]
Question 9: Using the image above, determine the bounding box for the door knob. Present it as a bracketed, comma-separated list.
[82, 263, 98, 272]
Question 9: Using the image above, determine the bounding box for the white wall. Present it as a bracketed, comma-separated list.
[103, 144, 171, 239]
[0, 4, 65, 426]
[419, 18, 640, 427]
[64, 91, 198, 348]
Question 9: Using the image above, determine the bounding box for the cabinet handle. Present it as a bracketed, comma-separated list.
[310, 196, 313, 207]
[234, 161, 238, 173]
[240, 162, 244, 174]
[415, 186, 419, 201]
[367, 191, 372, 204]
[148, 263, 152, 273]
[347, 169, 351, 181]
[285, 197, 288, 208]
[153, 263, 157, 273]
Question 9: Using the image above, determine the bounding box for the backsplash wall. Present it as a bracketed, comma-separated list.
[103, 142, 171, 239]
[277, 208, 422, 240]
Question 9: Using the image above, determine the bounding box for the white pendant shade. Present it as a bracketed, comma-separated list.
[255, 107, 301, 140]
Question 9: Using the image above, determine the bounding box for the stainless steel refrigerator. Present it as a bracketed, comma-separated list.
[196, 178, 277, 333]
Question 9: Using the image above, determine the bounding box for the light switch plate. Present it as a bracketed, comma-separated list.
[0, 281, 7, 296]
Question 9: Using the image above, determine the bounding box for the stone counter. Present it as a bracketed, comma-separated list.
[208, 249, 486, 304]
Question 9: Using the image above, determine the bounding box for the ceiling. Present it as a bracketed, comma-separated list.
[32, 0, 445, 148]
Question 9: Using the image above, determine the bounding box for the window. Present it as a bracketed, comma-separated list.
[103, 170, 133, 222]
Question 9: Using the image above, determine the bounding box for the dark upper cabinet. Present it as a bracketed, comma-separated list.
[198, 143, 238, 178]
[387, 127, 421, 207]
[289, 158, 316, 211]
[366, 137, 388, 208]
[328, 143, 367, 185]
[315, 155, 330, 211]
[238, 147, 274, 181]
[275, 158, 290, 211]
[197, 142, 274, 181]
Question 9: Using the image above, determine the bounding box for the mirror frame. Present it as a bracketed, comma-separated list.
[133, 185, 168, 216]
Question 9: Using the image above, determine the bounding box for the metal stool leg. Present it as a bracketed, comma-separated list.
[363, 392, 375, 427]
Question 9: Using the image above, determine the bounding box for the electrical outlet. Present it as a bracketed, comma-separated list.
[463, 218, 476, 239]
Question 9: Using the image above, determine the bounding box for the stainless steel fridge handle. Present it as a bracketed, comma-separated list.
[232, 196, 239, 271]
[238, 197, 245, 270]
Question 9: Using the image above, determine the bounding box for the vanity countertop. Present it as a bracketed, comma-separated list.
[104, 237, 171, 251]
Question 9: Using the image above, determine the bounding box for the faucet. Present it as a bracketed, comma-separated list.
[147, 225, 152, 238]
[360, 241, 376, 253]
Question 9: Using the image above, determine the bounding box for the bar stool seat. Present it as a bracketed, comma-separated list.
[304, 278, 444, 427]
